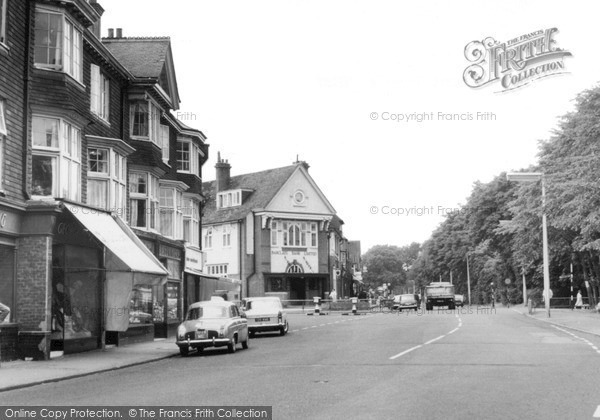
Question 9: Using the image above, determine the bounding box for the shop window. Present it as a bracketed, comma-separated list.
[270, 278, 284, 292]
[32, 116, 81, 200]
[129, 171, 158, 230]
[0, 245, 15, 323]
[34, 9, 82, 82]
[90, 64, 110, 121]
[166, 282, 180, 321]
[129, 285, 153, 324]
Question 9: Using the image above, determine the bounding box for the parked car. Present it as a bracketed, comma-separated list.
[392, 294, 419, 311]
[454, 294, 465, 307]
[243, 297, 289, 336]
[176, 300, 249, 356]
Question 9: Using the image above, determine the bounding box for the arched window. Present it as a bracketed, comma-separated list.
[287, 263, 303, 273]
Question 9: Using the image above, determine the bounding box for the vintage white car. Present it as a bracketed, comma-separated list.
[176, 300, 249, 356]
[243, 297, 289, 336]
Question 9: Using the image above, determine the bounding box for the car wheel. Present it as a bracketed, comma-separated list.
[228, 337, 237, 353]
[280, 321, 288, 336]
[242, 336, 249, 349]
[179, 346, 189, 357]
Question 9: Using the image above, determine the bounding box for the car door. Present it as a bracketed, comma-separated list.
[231, 305, 247, 341]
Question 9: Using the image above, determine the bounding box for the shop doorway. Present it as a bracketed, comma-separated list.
[289, 277, 306, 302]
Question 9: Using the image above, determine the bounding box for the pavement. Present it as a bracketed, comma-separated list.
[0, 338, 178, 393]
[512, 304, 600, 336]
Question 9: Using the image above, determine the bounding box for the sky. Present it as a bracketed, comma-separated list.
[101, 0, 600, 252]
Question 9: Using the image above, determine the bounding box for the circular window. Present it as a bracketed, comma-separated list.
[293, 190, 305, 205]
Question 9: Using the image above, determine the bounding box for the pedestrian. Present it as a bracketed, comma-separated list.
[329, 289, 337, 302]
[575, 290, 583, 309]
[0, 301, 10, 323]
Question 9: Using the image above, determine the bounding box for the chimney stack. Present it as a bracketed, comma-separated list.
[215, 152, 231, 192]
[116, 28, 123, 38]
[107, 28, 114, 38]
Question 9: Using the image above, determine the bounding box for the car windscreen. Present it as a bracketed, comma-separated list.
[246, 300, 281, 311]
[186, 305, 227, 320]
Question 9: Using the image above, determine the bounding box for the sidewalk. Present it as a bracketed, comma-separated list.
[0, 339, 178, 393]
[513, 305, 600, 337]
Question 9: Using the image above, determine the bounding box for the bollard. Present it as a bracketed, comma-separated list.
[351, 297, 358, 315]
[313, 297, 321, 314]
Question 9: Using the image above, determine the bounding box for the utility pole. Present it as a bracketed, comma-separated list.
[466, 253, 471, 306]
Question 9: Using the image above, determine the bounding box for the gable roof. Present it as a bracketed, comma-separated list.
[202, 165, 299, 224]
[102, 37, 180, 108]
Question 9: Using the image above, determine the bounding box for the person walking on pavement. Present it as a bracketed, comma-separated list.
[575, 290, 583, 309]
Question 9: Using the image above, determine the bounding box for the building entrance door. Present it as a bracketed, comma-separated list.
[289, 277, 306, 302]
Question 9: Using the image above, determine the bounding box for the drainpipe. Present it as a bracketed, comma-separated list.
[21, 0, 32, 200]
[238, 219, 243, 298]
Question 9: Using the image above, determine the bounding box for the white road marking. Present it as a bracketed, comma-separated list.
[553, 326, 600, 357]
[593, 405, 600, 418]
[310, 325, 317, 328]
[390, 345, 423, 360]
[389, 316, 463, 360]
[424, 335, 446, 345]
[319, 324, 326, 327]
[302, 327, 308, 330]
[291, 329, 299, 332]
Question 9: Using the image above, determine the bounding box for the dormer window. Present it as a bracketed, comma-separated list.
[217, 190, 241, 209]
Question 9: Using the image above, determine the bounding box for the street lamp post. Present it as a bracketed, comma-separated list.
[506, 172, 551, 318]
[466, 253, 472, 306]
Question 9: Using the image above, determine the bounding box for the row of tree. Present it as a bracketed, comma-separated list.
[364, 84, 600, 306]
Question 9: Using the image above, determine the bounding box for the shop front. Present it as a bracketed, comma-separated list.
[0, 204, 22, 361]
[264, 274, 327, 303]
[57, 204, 168, 350]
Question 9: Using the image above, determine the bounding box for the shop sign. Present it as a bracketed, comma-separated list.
[0, 210, 21, 235]
[184, 246, 203, 271]
[159, 243, 181, 259]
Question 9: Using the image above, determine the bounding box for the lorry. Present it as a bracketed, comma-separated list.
[425, 282, 455, 310]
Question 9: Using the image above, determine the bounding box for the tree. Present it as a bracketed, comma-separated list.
[362, 244, 416, 293]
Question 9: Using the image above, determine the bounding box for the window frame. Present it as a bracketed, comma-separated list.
[90, 64, 110, 122]
[272, 220, 318, 249]
[0, 0, 7, 46]
[159, 186, 183, 240]
[128, 171, 159, 230]
[204, 227, 213, 249]
[160, 124, 170, 164]
[31, 115, 81, 200]
[183, 197, 200, 247]
[176, 138, 199, 174]
[87, 147, 127, 214]
[34, 8, 83, 83]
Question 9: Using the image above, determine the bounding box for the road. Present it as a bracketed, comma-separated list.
[1, 307, 600, 419]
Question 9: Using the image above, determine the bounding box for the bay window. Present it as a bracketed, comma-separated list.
[87, 147, 127, 214]
[34, 9, 83, 82]
[129, 171, 158, 230]
[159, 186, 183, 239]
[90, 64, 110, 121]
[0, 100, 6, 189]
[183, 197, 200, 247]
[32, 116, 81, 200]
[0, 0, 7, 45]
[160, 125, 170, 164]
[130, 101, 161, 146]
[176, 138, 200, 174]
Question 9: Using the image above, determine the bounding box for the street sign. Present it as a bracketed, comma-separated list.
[505, 278, 511, 285]
[543, 289, 553, 301]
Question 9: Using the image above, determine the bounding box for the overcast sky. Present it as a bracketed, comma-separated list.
[102, 0, 600, 252]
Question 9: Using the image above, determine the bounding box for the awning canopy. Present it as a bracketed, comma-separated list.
[65, 204, 168, 280]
